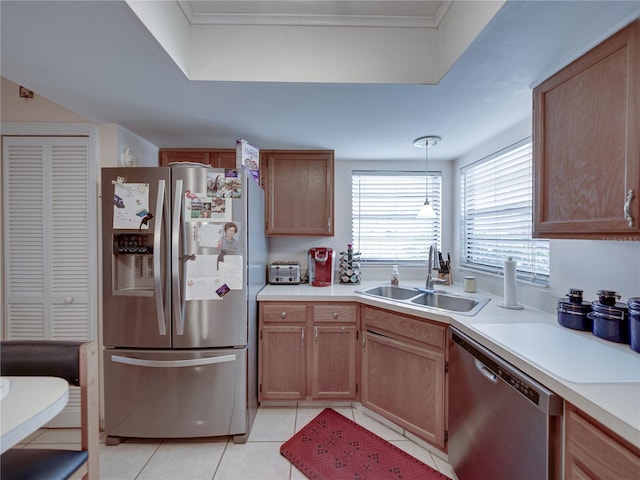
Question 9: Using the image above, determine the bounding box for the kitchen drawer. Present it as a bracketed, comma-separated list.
[261, 303, 308, 323]
[313, 303, 358, 323]
[363, 306, 446, 350]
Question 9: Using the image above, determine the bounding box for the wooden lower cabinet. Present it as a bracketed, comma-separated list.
[312, 323, 358, 399]
[259, 302, 359, 402]
[260, 323, 306, 400]
[564, 402, 640, 479]
[361, 306, 447, 449]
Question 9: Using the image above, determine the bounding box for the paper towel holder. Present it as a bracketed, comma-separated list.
[498, 256, 524, 310]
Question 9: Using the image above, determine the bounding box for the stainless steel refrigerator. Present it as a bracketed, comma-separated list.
[101, 165, 267, 444]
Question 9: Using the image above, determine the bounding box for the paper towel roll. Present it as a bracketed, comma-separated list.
[499, 256, 523, 310]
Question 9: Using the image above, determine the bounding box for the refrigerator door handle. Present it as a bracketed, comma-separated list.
[172, 179, 184, 335]
[154, 179, 167, 336]
[111, 353, 237, 368]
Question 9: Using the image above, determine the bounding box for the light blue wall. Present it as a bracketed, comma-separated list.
[268, 115, 640, 312]
[453, 117, 640, 312]
[267, 158, 454, 282]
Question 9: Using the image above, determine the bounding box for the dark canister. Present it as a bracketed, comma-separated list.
[589, 300, 629, 344]
[628, 297, 640, 353]
[557, 289, 592, 331]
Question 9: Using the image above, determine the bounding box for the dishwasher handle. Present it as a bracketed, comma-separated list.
[474, 358, 498, 383]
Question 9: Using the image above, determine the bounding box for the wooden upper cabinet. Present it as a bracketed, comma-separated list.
[159, 149, 236, 169]
[262, 150, 334, 237]
[533, 20, 640, 239]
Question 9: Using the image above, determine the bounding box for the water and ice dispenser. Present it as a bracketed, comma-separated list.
[111, 233, 154, 292]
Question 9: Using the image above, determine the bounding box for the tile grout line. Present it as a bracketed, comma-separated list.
[211, 438, 230, 480]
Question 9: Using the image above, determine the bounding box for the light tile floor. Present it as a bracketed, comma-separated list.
[17, 405, 457, 480]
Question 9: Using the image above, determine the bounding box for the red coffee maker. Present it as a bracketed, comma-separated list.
[308, 247, 335, 287]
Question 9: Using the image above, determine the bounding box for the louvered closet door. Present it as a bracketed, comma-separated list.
[3, 136, 93, 426]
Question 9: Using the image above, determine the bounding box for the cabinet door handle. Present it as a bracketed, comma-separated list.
[314, 326, 318, 343]
[624, 189, 634, 227]
[332, 312, 339, 319]
[301, 327, 305, 346]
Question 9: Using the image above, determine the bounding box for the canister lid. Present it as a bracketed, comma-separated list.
[628, 297, 640, 311]
[566, 288, 584, 304]
[596, 289, 621, 306]
[597, 289, 617, 295]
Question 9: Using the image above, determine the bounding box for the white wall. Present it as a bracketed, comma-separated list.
[453, 117, 640, 312]
[4, 75, 637, 312]
[99, 123, 159, 168]
[1, 77, 88, 122]
[269, 130, 640, 314]
[1, 76, 160, 425]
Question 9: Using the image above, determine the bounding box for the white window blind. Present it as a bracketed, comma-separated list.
[352, 171, 441, 264]
[461, 140, 549, 283]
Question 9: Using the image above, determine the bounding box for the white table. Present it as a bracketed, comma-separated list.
[0, 376, 69, 453]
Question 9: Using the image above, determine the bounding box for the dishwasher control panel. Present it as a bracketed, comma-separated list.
[495, 364, 539, 405]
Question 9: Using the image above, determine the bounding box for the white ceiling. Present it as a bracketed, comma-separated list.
[1, 1, 639, 162]
[129, 1, 499, 84]
[180, 1, 446, 25]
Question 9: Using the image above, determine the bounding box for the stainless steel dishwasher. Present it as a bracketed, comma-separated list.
[448, 328, 563, 480]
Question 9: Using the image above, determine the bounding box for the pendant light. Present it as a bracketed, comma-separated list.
[414, 135, 441, 218]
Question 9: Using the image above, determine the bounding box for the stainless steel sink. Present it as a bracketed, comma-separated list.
[410, 291, 489, 315]
[357, 285, 419, 300]
[356, 285, 490, 316]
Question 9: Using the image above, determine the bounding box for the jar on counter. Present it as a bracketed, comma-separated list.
[557, 288, 592, 331]
[589, 300, 629, 344]
[463, 276, 476, 293]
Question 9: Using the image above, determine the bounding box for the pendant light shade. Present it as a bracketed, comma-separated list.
[417, 200, 437, 218]
[414, 135, 441, 219]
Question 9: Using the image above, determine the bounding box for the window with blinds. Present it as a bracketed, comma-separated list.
[352, 171, 442, 264]
[461, 139, 549, 284]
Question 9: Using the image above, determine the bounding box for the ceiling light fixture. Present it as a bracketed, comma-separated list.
[414, 135, 441, 218]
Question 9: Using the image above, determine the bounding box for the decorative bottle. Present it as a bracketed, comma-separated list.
[391, 265, 399, 286]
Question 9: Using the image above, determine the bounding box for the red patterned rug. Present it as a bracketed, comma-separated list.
[280, 408, 450, 480]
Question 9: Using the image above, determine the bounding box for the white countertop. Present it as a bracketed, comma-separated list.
[258, 280, 640, 447]
[0, 376, 69, 453]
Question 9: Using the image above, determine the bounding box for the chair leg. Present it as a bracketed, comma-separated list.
[80, 341, 99, 480]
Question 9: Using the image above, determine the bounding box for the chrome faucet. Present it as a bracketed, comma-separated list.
[426, 244, 446, 290]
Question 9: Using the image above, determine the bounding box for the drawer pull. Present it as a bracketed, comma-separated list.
[333, 312, 339, 319]
[280, 311, 287, 319]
